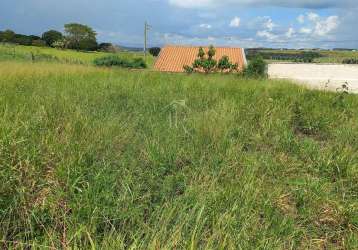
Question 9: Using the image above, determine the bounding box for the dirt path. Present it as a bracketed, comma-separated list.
[268, 63, 358, 93]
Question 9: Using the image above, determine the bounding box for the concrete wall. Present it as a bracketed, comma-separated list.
[268, 63, 358, 93]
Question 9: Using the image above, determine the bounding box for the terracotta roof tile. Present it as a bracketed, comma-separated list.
[154, 46, 246, 73]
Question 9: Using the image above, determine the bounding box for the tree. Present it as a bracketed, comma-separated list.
[218, 56, 238, 72]
[42, 30, 63, 46]
[198, 47, 205, 59]
[149, 47, 161, 57]
[98, 43, 117, 52]
[32, 39, 47, 47]
[184, 45, 238, 74]
[64, 23, 97, 51]
[190, 46, 217, 73]
[13, 34, 32, 45]
[243, 55, 267, 78]
[52, 39, 66, 49]
[0, 29, 15, 43]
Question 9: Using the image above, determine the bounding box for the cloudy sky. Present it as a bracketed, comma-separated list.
[0, 0, 357, 48]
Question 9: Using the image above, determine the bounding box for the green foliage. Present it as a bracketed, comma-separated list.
[201, 57, 217, 73]
[0, 44, 156, 67]
[93, 55, 146, 68]
[342, 58, 358, 64]
[217, 55, 239, 72]
[246, 49, 322, 63]
[0, 61, 358, 249]
[98, 43, 117, 52]
[64, 23, 98, 51]
[184, 46, 238, 74]
[207, 45, 216, 59]
[42, 30, 63, 47]
[31, 39, 47, 47]
[149, 47, 161, 57]
[243, 55, 267, 78]
[183, 65, 194, 74]
[52, 39, 66, 49]
[198, 47, 205, 59]
[0, 30, 47, 47]
[293, 52, 321, 63]
[0, 29, 15, 42]
[13, 34, 33, 45]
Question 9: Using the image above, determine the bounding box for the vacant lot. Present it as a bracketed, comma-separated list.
[0, 61, 358, 249]
[269, 63, 358, 93]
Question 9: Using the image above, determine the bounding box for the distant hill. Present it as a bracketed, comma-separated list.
[118, 45, 144, 52]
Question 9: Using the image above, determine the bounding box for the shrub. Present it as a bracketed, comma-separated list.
[93, 55, 146, 69]
[183, 65, 194, 74]
[98, 43, 118, 52]
[243, 55, 267, 78]
[218, 56, 239, 72]
[131, 58, 147, 68]
[0, 30, 15, 43]
[32, 39, 47, 47]
[149, 47, 161, 57]
[52, 39, 66, 49]
[342, 58, 358, 64]
[184, 45, 238, 74]
[245, 49, 322, 63]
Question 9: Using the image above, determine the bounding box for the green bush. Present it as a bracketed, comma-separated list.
[183, 65, 194, 74]
[93, 55, 147, 69]
[42, 30, 63, 47]
[342, 58, 358, 64]
[243, 55, 267, 78]
[32, 39, 47, 47]
[183, 45, 238, 74]
[149, 47, 161, 57]
[246, 49, 322, 62]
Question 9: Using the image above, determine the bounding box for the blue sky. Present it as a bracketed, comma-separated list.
[0, 0, 357, 48]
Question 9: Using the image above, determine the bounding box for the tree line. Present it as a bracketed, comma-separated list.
[0, 23, 116, 52]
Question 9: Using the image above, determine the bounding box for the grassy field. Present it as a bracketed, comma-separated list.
[251, 49, 358, 64]
[0, 59, 358, 249]
[0, 43, 155, 67]
[317, 50, 358, 64]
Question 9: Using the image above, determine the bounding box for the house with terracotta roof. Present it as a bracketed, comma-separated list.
[154, 45, 247, 73]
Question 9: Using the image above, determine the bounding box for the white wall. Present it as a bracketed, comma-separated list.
[268, 63, 358, 93]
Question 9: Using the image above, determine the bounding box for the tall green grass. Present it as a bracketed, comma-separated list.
[0, 44, 155, 67]
[0, 61, 357, 249]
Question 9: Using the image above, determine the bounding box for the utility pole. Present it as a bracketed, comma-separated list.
[144, 21, 151, 60]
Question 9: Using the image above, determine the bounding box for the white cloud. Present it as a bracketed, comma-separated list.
[263, 17, 275, 31]
[297, 12, 339, 37]
[297, 14, 305, 24]
[286, 27, 295, 38]
[229, 17, 241, 27]
[157, 32, 263, 48]
[307, 12, 320, 22]
[257, 30, 277, 40]
[254, 16, 279, 41]
[168, 0, 213, 8]
[168, 0, 356, 9]
[300, 27, 312, 34]
[199, 23, 212, 29]
[314, 15, 339, 36]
